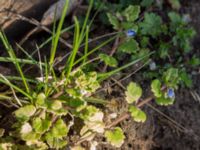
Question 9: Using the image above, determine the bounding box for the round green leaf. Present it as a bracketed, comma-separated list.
[118, 39, 139, 54]
[36, 93, 46, 106]
[51, 100, 62, 110]
[99, 53, 118, 67]
[129, 106, 147, 122]
[123, 5, 140, 22]
[51, 119, 68, 138]
[105, 127, 125, 148]
[32, 117, 51, 134]
[15, 105, 36, 120]
[125, 82, 142, 104]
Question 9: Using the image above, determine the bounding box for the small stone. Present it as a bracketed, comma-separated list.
[149, 61, 157, 70]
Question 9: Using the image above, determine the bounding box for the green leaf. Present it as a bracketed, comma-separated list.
[163, 68, 180, 88]
[107, 13, 120, 30]
[80, 105, 98, 120]
[15, 105, 36, 120]
[189, 56, 200, 67]
[155, 96, 174, 106]
[129, 106, 147, 122]
[139, 13, 162, 37]
[66, 98, 85, 110]
[51, 100, 62, 110]
[21, 132, 40, 141]
[173, 27, 196, 53]
[105, 127, 125, 148]
[168, 0, 181, 10]
[131, 48, 150, 62]
[118, 39, 139, 54]
[36, 93, 46, 106]
[99, 54, 118, 67]
[151, 79, 162, 98]
[45, 132, 68, 149]
[121, 23, 138, 31]
[32, 117, 51, 134]
[123, 5, 140, 22]
[20, 123, 40, 141]
[51, 119, 68, 138]
[141, 0, 154, 7]
[168, 12, 182, 31]
[159, 42, 170, 59]
[140, 37, 149, 48]
[180, 71, 192, 88]
[125, 82, 142, 104]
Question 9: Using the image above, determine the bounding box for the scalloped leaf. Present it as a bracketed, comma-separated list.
[99, 53, 118, 67]
[105, 127, 125, 148]
[125, 82, 142, 104]
[107, 13, 120, 30]
[118, 39, 139, 54]
[155, 96, 175, 106]
[129, 106, 147, 122]
[36, 93, 46, 106]
[15, 105, 36, 120]
[51, 119, 68, 138]
[123, 5, 140, 22]
[151, 79, 162, 97]
[32, 117, 51, 134]
[45, 132, 68, 149]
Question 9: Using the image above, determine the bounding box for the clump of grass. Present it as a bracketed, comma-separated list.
[0, 0, 150, 149]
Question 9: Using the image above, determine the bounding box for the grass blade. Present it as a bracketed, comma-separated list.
[49, 0, 69, 67]
[98, 52, 155, 82]
[0, 32, 30, 93]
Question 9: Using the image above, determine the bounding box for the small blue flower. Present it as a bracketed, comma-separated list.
[167, 88, 175, 99]
[126, 29, 136, 37]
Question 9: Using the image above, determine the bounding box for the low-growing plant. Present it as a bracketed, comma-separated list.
[92, 0, 197, 88]
[0, 0, 199, 149]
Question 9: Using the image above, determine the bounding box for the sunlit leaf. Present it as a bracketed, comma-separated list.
[32, 117, 51, 134]
[105, 127, 125, 148]
[151, 79, 162, 97]
[155, 96, 175, 106]
[51, 119, 68, 138]
[36, 93, 46, 106]
[15, 105, 36, 120]
[129, 106, 147, 122]
[45, 132, 68, 149]
[125, 82, 142, 103]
